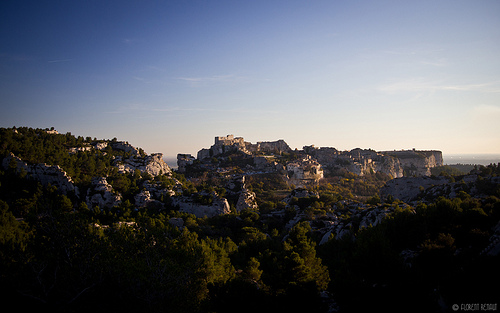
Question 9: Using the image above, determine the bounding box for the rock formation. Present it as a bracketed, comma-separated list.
[2, 153, 78, 195]
[381, 149, 443, 176]
[134, 190, 153, 208]
[304, 146, 442, 178]
[110, 141, 140, 156]
[114, 153, 171, 177]
[86, 177, 122, 208]
[379, 176, 449, 203]
[318, 202, 403, 245]
[172, 191, 231, 218]
[236, 187, 258, 212]
[196, 135, 291, 160]
[177, 154, 196, 173]
[286, 155, 324, 184]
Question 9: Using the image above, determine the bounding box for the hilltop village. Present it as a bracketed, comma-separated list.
[1, 128, 499, 313]
[178, 134, 443, 181]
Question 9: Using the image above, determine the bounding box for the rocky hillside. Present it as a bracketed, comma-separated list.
[180, 135, 443, 182]
[1, 127, 499, 313]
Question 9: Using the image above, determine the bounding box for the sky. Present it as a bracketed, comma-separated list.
[1, 0, 500, 158]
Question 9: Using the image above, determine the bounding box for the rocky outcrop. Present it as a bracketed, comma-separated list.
[286, 155, 324, 184]
[142, 180, 176, 199]
[177, 154, 196, 173]
[68, 145, 92, 154]
[236, 187, 258, 212]
[134, 190, 153, 208]
[318, 202, 403, 245]
[304, 146, 442, 178]
[253, 156, 286, 173]
[380, 176, 449, 203]
[304, 146, 403, 178]
[381, 150, 443, 176]
[381, 174, 500, 205]
[110, 141, 140, 156]
[2, 153, 78, 195]
[172, 191, 231, 218]
[251, 139, 291, 154]
[114, 153, 171, 177]
[93, 142, 108, 150]
[86, 177, 121, 208]
[196, 135, 291, 160]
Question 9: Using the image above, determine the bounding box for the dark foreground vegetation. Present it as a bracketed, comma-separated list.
[1, 127, 499, 312]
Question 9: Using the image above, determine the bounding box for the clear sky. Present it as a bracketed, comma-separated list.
[1, 0, 499, 157]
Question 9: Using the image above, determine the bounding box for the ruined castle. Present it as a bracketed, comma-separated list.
[196, 134, 291, 160]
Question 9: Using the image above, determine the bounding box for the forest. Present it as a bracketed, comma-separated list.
[1, 127, 499, 312]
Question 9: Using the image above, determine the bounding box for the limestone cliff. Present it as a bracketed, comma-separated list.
[304, 146, 441, 178]
[381, 150, 443, 176]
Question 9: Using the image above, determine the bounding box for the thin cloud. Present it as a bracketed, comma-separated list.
[378, 79, 500, 94]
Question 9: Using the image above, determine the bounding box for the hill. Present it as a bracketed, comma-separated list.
[1, 127, 499, 312]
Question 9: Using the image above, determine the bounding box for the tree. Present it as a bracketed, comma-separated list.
[283, 221, 330, 291]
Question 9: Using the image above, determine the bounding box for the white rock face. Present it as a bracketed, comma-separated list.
[2, 153, 78, 195]
[93, 142, 108, 150]
[114, 153, 171, 177]
[86, 177, 121, 208]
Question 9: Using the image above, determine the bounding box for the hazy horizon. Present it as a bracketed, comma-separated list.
[1, 1, 499, 156]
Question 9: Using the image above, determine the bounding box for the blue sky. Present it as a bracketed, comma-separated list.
[1, 0, 499, 157]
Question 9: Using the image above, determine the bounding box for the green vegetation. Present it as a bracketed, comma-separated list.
[431, 164, 476, 176]
[1, 127, 499, 312]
